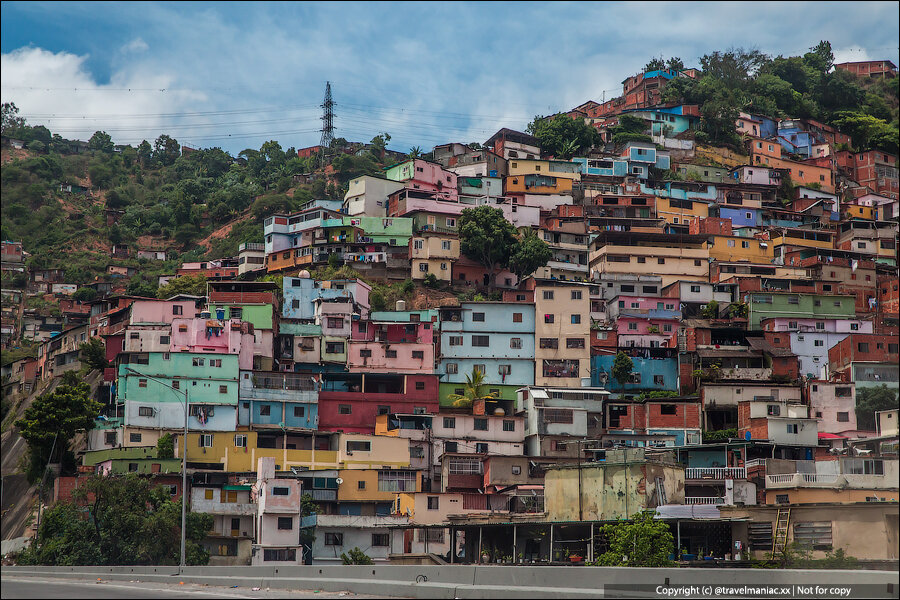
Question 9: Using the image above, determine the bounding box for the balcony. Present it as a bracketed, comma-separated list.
[765, 472, 893, 489]
[684, 496, 725, 505]
[307, 489, 337, 502]
[685, 467, 746, 480]
[201, 502, 257, 516]
[718, 367, 772, 381]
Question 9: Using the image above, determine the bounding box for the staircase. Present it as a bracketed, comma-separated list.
[773, 507, 791, 554]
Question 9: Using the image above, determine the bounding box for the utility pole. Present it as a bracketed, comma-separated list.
[319, 82, 335, 166]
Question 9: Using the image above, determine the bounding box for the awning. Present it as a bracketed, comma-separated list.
[817, 433, 847, 439]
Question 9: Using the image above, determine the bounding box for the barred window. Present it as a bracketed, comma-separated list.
[793, 522, 832, 550]
[378, 470, 416, 492]
[448, 459, 482, 475]
[543, 408, 574, 424]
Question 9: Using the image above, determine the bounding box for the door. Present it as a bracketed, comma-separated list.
[231, 517, 241, 537]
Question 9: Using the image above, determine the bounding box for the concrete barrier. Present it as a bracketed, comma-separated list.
[3, 564, 897, 599]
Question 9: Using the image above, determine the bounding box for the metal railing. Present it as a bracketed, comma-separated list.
[684, 496, 725, 505]
[685, 467, 746, 480]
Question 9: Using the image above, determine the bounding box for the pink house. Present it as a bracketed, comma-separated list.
[129, 300, 199, 324]
[732, 165, 782, 186]
[735, 113, 762, 137]
[253, 458, 303, 558]
[808, 380, 858, 435]
[348, 320, 435, 374]
[617, 316, 679, 348]
[170, 317, 255, 370]
[385, 159, 458, 202]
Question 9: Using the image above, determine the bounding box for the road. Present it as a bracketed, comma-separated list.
[0, 576, 401, 599]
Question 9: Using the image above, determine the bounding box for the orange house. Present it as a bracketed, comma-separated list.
[748, 138, 834, 192]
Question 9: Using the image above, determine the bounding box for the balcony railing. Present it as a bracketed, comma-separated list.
[685, 467, 746, 480]
[684, 496, 725, 505]
[745, 458, 766, 469]
[308, 489, 337, 502]
[199, 502, 256, 516]
[766, 473, 841, 488]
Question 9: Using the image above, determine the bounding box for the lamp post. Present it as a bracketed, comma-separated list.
[123, 366, 188, 570]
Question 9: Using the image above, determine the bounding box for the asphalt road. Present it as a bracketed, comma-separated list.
[0, 577, 399, 599]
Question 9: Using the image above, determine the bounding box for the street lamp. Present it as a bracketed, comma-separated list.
[122, 366, 188, 570]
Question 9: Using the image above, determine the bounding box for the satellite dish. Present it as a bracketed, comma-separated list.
[335, 477, 344, 485]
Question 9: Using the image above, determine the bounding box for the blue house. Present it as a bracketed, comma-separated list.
[282, 277, 371, 320]
[591, 355, 679, 392]
[237, 370, 318, 430]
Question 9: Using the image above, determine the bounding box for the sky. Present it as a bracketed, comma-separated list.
[2, 1, 898, 156]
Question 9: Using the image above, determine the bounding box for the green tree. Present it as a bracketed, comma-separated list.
[645, 57, 666, 72]
[153, 134, 180, 166]
[369, 133, 391, 163]
[137, 140, 153, 168]
[341, 547, 374, 565]
[666, 57, 685, 72]
[156, 433, 175, 459]
[20, 474, 213, 566]
[447, 368, 499, 409]
[595, 511, 674, 567]
[458, 206, 518, 287]
[79, 338, 109, 371]
[15, 372, 102, 483]
[611, 351, 634, 393]
[699, 300, 719, 319]
[156, 274, 207, 299]
[526, 114, 600, 158]
[72, 287, 98, 302]
[2, 102, 25, 134]
[855, 385, 898, 431]
[508, 229, 552, 281]
[88, 131, 115, 153]
[803, 41, 834, 74]
[408, 146, 423, 159]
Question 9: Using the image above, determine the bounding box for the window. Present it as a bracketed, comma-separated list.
[444, 441, 458, 453]
[858, 343, 870, 353]
[637, 257, 646, 264]
[325, 342, 345, 354]
[443, 417, 456, 429]
[371, 533, 390, 547]
[378, 470, 416, 492]
[360, 349, 372, 358]
[272, 487, 291, 497]
[690, 285, 701, 293]
[793, 522, 832, 550]
[475, 442, 489, 453]
[324, 533, 344, 546]
[105, 431, 116, 445]
[263, 549, 296, 562]
[446, 363, 458, 374]
[544, 314, 555, 324]
[767, 405, 781, 416]
[571, 290, 582, 300]
[543, 408, 574, 424]
[654, 375, 666, 386]
[474, 418, 488, 431]
[539, 338, 558, 349]
[130, 433, 142, 443]
[694, 259, 702, 267]
[427, 496, 440, 510]
[199, 434, 213, 447]
[511, 465, 522, 475]
[138, 406, 154, 417]
[346, 440, 371, 452]
[566, 338, 585, 349]
[377, 405, 390, 415]
[441, 240, 452, 251]
[192, 357, 205, 367]
[472, 335, 490, 347]
[339, 405, 352, 415]
[210, 358, 222, 367]
[159, 335, 170, 345]
[657, 258, 665, 265]
[293, 406, 305, 418]
[503, 420, 516, 432]
[850, 323, 859, 331]
[414, 381, 426, 390]
[628, 322, 638, 331]
[543, 291, 554, 300]
[513, 313, 523, 323]
[138, 379, 148, 388]
[836, 412, 850, 422]
[510, 337, 523, 349]
[571, 314, 581, 324]
[472, 312, 485, 322]
[776, 494, 790, 504]
[219, 385, 228, 394]
[234, 434, 247, 447]
[786, 423, 798, 434]
[128, 463, 138, 472]
[412, 350, 425, 359]
[448, 336, 463, 346]
[260, 405, 271, 416]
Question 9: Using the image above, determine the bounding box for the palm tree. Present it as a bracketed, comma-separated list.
[408, 146, 422, 159]
[446, 368, 499, 409]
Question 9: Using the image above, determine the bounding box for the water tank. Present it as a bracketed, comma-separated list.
[493, 407, 505, 416]
[396, 300, 407, 311]
[298, 270, 311, 279]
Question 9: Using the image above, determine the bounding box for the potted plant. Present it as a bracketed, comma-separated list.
[569, 553, 584, 564]
[517, 552, 524, 564]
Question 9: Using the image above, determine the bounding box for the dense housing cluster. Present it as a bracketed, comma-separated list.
[2, 58, 898, 567]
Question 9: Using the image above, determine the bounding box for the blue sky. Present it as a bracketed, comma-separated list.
[2, 1, 898, 155]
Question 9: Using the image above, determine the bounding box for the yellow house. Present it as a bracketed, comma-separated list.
[506, 159, 582, 182]
[505, 174, 573, 195]
[533, 279, 591, 387]
[590, 232, 710, 287]
[841, 204, 876, 221]
[338, 469, 422, 503]
[182, 431, 408, 472]
[708, 235, 774, 263]
[770, 228, 835, 251]
[411, 234, 459, 282]
[656, 197, 710, 227]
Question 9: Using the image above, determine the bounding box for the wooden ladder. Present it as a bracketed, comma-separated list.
[773, 507, 791, 554]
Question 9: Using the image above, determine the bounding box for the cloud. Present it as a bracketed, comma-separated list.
[832, 46, 872, 65]
[123, 37, 149, 53]
[1, 46, 204, 146]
